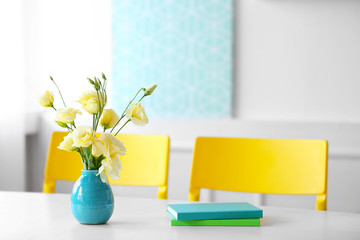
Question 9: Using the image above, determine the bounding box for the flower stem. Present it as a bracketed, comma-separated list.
[93, 78, 107, 133]
[79, 147, 88, 170]
[110, 88, 145, 133]
[95, 90, 102, 132]
[138, 95, 146, 103]
[115, 119, 131, 136]
[92, 114, 96, 132]
[66, 125, 73, 132]
[50, 76, 67, 107]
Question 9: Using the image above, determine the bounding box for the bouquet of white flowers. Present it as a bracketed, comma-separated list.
[38, 73, 156, 183]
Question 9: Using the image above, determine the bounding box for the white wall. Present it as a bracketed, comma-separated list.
[25, 0, 360, 213]
[24, 0, 112, 114]
[236, 0, 360, 121]
[0, 0, 25, 191]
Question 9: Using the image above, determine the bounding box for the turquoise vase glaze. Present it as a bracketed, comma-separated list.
[71, 170, 114, 224]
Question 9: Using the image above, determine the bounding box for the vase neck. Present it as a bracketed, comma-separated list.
[81, 169, 99, 176]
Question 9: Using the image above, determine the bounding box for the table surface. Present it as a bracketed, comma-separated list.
[1, 191, 360, 240]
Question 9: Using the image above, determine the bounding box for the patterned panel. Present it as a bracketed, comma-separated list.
[112, 0, 233, 118]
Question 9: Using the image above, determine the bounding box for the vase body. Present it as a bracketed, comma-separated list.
[71, 170, 114, 224]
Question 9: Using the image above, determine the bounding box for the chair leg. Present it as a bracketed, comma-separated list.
[188, 186, 200, 201]
[43, 181, 55, 193]
[316, 194, 327, 211]
[157, 186, 167, 199]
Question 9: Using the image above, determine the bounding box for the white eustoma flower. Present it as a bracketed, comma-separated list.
[77, 91, 103, 114]
[100, 133, 126, 158]
[55, 107, 82, 123]
[38, 91, 54, 107]
[125, 102, 148, 126]
[99, 171, 109, 184]
[100, 109, 120, 130]
[72, 126, 94, 147]
[58, 132, 76, 152]
[98, 155, 122, 181]
[92, 138, 106, 158]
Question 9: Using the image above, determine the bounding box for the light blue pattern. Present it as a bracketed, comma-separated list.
[112, 0, 233, 118]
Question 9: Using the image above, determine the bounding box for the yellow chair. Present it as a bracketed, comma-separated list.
[188, 137, 328, 210]
[43, 132, 170, 199]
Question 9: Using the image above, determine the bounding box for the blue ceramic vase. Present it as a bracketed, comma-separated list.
[71, 170, 114, 224]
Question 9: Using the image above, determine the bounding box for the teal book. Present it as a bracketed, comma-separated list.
[167, 202, 263, 221]
[171, 218, 260, 226]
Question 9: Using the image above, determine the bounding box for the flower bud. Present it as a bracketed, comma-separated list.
[102, 72, 107, 80]
[94, 77, 101, 90]
[144, 84, 157, 96]
[55, 120, 68, 128]
[87, 78, 95, 85]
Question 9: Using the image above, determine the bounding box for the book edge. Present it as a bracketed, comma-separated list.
[170, 218, 261, 227]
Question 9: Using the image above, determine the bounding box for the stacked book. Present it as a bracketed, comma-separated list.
[167, 202, 263, 226]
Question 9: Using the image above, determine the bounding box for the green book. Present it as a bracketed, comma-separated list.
[171, 218, 260, 226]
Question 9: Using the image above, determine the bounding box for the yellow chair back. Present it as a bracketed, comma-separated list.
[188, 137, 328, 210]
[43, 132, 170, 199]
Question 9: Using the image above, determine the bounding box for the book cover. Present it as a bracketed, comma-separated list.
[171, 218, 260, 226]
[167, 202, 263, 221]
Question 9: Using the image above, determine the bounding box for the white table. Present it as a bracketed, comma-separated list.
[1, 191, 360, 240]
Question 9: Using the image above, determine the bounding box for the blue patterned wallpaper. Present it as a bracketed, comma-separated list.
[112, 0, 233, 118]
